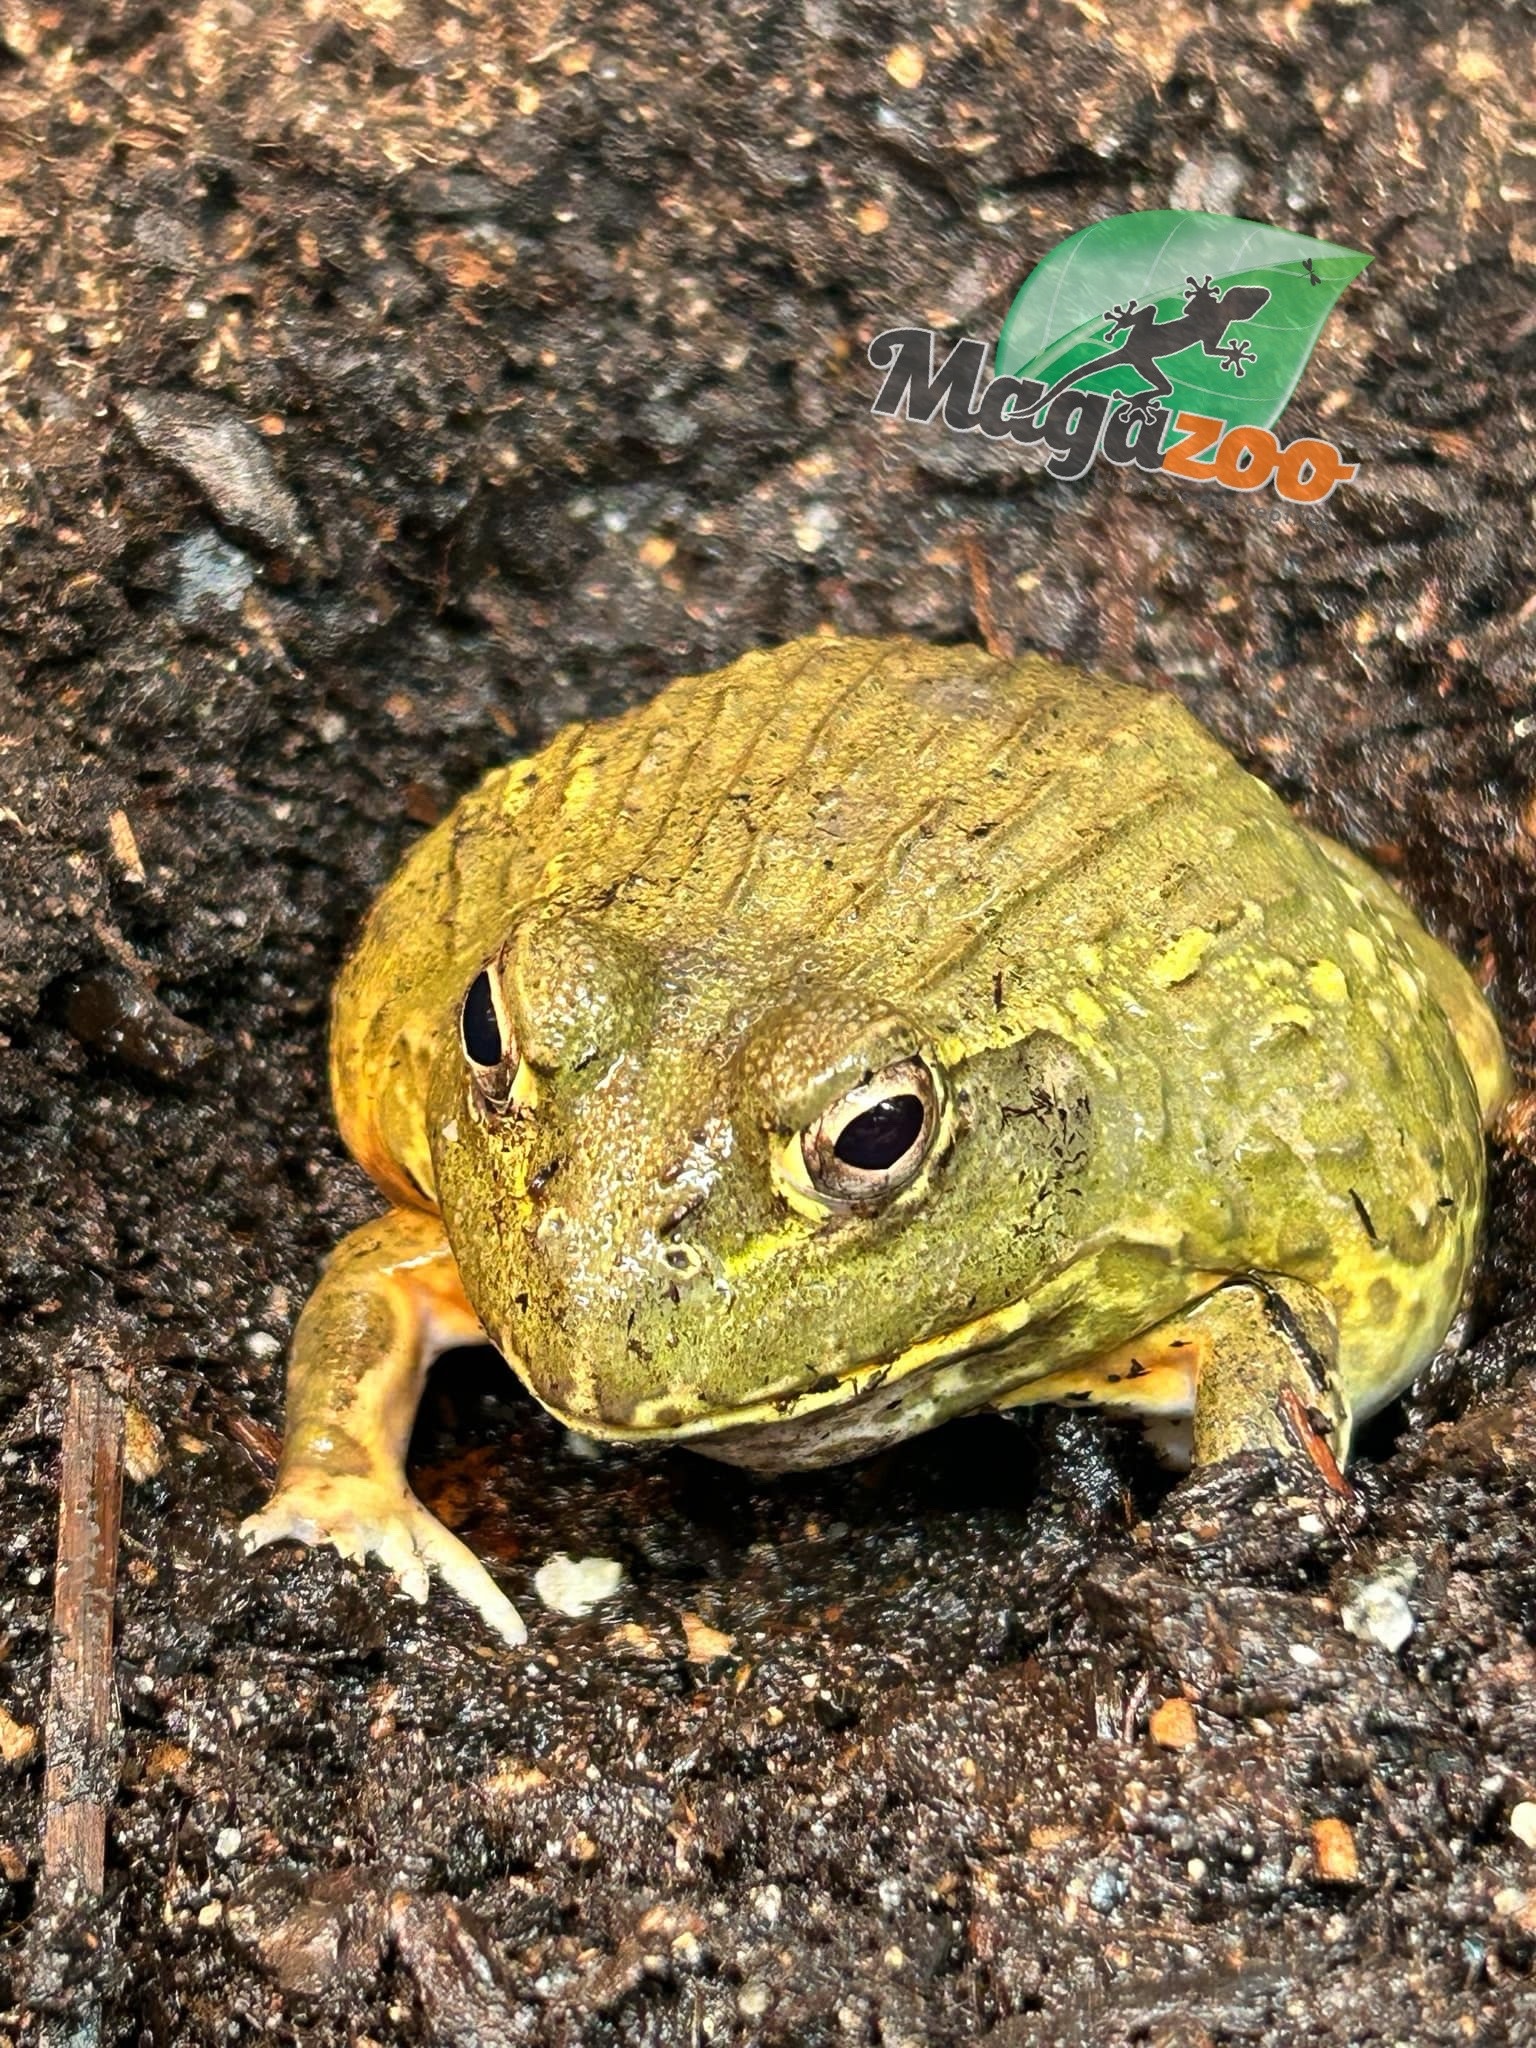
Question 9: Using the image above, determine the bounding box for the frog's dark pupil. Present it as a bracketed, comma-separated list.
[462, 969, 503, 1067]
[835, 1094, 924, 1171]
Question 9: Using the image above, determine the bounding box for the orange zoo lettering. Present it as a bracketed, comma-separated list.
[1274, 436, 1358, 503]
[1213, 424, 1278, 490]
[1161, 411, 1225, 479]
[1163, 411, 1357, 503]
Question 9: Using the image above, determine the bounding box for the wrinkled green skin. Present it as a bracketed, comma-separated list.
[243, 637, 1509, 1644]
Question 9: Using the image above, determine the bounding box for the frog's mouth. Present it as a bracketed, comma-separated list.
[511, 1280, 1053, 1448]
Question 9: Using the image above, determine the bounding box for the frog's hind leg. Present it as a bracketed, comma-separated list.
[1182, 1275, 1352, 1481]
[998, 1274, 1353, 1483]
[239, 1207, 528, 1647]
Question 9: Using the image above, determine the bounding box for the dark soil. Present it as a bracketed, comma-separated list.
[3, 4, 1535, 2044]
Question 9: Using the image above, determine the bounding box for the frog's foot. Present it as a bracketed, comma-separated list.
[241, 1470, 527, 1648]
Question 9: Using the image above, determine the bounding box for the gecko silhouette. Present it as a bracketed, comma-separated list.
[1030, 274, 1272, 421]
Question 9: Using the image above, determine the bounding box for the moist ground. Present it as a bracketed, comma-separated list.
[1, 4, 1534, 2044]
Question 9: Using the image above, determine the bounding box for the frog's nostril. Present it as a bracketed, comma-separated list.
[659, 1191, 705, 1235]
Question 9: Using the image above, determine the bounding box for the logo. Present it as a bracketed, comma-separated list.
[870, 211, 1370, 503]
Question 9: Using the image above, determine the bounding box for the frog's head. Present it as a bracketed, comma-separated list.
[428, 903, 1101, 1447]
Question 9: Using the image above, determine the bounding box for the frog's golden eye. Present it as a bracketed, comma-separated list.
[800, 1056, 940, 1205]
[461, 964, 519, 1113]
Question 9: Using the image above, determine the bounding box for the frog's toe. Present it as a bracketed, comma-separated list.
[400, 1506, 529, 1649]
[240, 1474, 527, 1649]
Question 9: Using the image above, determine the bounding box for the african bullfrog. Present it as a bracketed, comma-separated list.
[242, 636, 1510, 1646]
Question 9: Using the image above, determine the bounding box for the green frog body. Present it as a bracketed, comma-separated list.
[243, 637, 1510, 1644]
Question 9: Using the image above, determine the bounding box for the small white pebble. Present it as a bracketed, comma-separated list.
[792, 502, 837, 555]
[1186, 1857, 1207, 1882]
[751, 1883, 782, 1927]
[1288, 1642, 1323, 1668]
[244, 1331, 281, 1360]
[533, 1553, 625, 1618]
[214, 1827, 242, 1860]
[1340, 1566, 1417, 1654]
[738, 1982, 771, 2019]
[197, 1900, 223, 1927]
[1297, 1513, 1325, 1535]
[1510, 1802, 1536, 1850]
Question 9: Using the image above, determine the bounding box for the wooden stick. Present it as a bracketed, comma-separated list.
[34, 1365, 125, 2048]
[961, 533, 1016, 660]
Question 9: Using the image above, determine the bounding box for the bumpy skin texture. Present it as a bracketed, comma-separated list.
[245, 636, 1509, 1641]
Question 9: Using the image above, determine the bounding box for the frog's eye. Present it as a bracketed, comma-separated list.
[460, 964, 519, 1113]
[800, 1056, 940, 1205]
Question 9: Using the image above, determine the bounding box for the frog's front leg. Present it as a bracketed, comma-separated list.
[1185, 1274, 1352, 1479]
[1009, 1274, 1353, 1480]
[240, 1207, 528, 1646]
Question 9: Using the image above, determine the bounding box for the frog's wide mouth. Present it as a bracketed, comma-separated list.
[509, 1281, 1052, 1446]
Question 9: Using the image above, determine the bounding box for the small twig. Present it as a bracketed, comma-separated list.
[962, 533, 1016, 659]
[33, 1365, 126, 2048]
[1278, 1385, 1354, 1499]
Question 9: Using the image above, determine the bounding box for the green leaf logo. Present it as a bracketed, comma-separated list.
[995, 210, 1370, 434]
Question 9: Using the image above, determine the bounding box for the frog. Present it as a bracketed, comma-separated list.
[241, 635, 1511, 1647]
